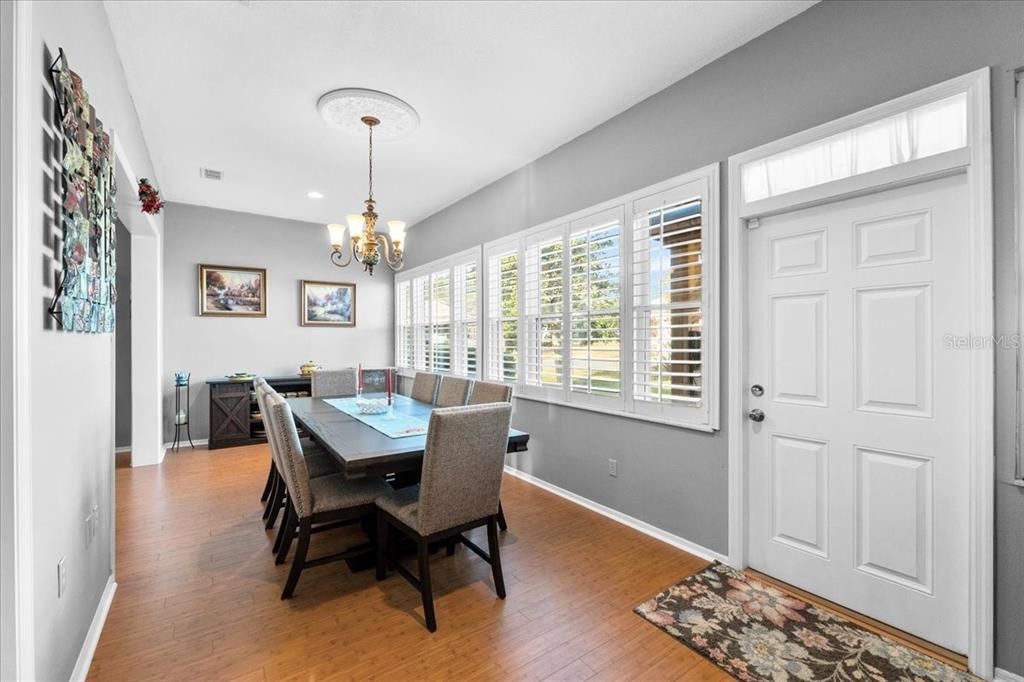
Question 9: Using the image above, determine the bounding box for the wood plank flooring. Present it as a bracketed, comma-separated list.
[88, 445, 724, 681]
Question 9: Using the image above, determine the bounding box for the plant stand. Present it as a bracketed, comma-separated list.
[172, 374, 195, 452]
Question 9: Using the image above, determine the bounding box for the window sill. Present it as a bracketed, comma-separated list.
[512, 393, 717, 433]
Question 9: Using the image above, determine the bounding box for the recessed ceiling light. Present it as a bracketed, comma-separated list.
[307, 191, 324, 199]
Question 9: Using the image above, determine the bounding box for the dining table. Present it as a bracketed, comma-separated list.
[286, 392, 530, 479]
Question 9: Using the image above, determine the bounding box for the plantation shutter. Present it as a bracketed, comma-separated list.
[632, 183, 704, 410]
[487, 250, 519, 382]
[452, 259, 479, 377]
[395, 279, 413, 369]
[570, 209, 622, 402]
[411, 274, 430, 371]
[429, 270, 451, 372]
[524, 232, 565, 390]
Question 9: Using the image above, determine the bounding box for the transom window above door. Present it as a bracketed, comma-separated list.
[740, 92, 967, 204]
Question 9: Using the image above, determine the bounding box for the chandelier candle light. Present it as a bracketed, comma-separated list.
[320, 88, 418, 276]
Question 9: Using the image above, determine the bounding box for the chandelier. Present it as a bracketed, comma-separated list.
[319, 88, 418, 276]
[327, 116, 404, 275]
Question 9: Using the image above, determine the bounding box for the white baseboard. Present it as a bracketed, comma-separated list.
[69, 575, 116, 682]
[113, 446, 131, 454]
[503, 465, 728, 565]
[161, 438, 208, 451]
[996, 668, 1024, 682]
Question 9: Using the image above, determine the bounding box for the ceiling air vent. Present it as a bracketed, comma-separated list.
[200, 168, 223, 181]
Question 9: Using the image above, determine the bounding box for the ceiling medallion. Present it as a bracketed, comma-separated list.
[319, 89, 418, 275]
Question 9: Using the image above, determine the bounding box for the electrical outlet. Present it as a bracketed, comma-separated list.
[57, 557, 67, 598]
[608, 458, 618, 477]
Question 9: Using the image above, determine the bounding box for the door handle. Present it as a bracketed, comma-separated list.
[748, 408, 766, 423]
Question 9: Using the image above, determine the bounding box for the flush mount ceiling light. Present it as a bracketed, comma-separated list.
[319, 88, 418, 275]
[307, 191, 324, 199]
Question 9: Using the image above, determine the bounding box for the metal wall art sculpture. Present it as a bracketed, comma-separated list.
[49, 48, 117, 333]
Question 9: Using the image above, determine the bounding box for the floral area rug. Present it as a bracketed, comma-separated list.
[635, 562, 976, 682]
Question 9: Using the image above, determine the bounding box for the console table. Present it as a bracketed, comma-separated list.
[206, 376, 312, 450]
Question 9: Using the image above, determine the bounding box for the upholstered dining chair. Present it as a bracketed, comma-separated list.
[256, 379, 338, 536]
[375, 403, 514, 632]
[311, 368, 358, 398]
[467, 380, 513, 405]
[410, 372, 441, 404]
[434, 376, 471, 407]
[463, 379, 513, 531]
[265, 392, 392, 599]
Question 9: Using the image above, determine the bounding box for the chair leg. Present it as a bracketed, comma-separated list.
[282, 518, 311, 600]
[487, 516, 506, 599]
[497, 501, 508, 532]
[446, 537, 456, 556]
[273, 501, 292, 554]
[260, 462, 276, 502]
[375, 510, 388, 581]
[417, 538, 437, 632]
[274, 503, 297, 564]
[262, 471, 278, 520]
[266, 484, 286, 530]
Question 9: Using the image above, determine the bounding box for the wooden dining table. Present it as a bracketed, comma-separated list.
[286, 393, 530, 479]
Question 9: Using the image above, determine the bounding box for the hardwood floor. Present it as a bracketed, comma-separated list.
[88, 444, 725, 681]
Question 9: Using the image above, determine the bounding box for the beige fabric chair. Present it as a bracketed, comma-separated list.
[265, 393, 392, 598]
[256, 379, 337, 536]
[434, 376, 471, 407]
[463, 379, 514, 531]
[375, 403, 513, 631]
[467, 380, 513, 405]
[311, 368, 358, 398]
[410, 372, 441, 403]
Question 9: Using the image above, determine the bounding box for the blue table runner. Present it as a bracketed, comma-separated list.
[322, 394, 429, 438]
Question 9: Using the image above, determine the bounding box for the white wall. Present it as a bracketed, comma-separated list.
[25, 2, 161, 680]
[162, 202, 394, 441]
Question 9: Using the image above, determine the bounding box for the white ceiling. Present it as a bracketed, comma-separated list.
[105, 1, 815, 229]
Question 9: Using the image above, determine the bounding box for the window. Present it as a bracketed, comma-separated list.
[477, 164, 718, 430]
[452, 261, 479, 377]
[741, 92, 967, 203]
[429, 270, 451, 372]
[487, 249, 519, 382]
[395, 247, 481, 378]
[632, 180, 707, 422]
[395, 279, 413, 369]
[524, 231, 565, 393]
[570, 210, 622, 404]
[411, 274, 430, 371]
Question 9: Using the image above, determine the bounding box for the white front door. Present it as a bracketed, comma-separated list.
[746, 172, 970, 653]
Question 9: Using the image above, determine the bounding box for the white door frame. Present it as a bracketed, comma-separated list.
[0, 2, 35, 680]
[726, 68, 994, 677]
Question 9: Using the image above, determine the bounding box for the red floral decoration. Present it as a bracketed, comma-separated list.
[137, 177, 165, 215]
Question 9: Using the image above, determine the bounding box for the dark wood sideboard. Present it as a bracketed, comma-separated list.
[206, 376, 312, 450]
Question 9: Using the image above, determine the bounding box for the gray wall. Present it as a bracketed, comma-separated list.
[162, 202, 394, 442]
[28, 2, 161, 680]
[406, 1, 1024, 674]
[115, 220, 132, 449]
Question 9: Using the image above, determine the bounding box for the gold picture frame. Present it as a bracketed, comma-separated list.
[198, 264, 267, 317]
[300, 279, 356, 327]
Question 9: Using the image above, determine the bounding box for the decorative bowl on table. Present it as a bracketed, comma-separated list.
[355, 397, 388, 415]
[226, 372, 255, 382]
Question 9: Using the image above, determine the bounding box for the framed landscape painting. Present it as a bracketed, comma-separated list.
[198, 264, 267, 317]
[301, 280, 356, 327]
